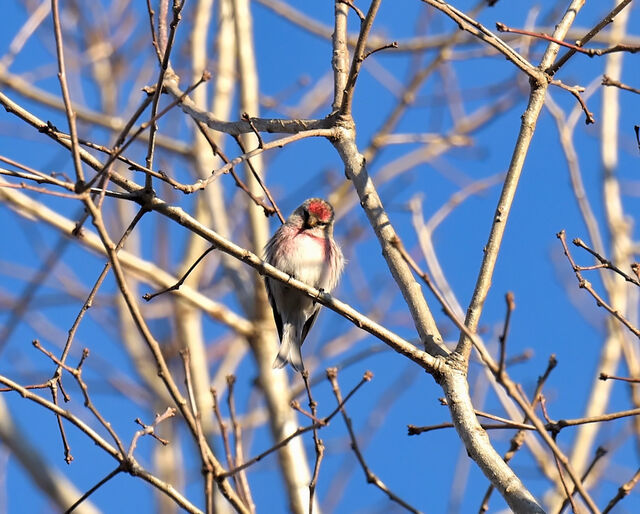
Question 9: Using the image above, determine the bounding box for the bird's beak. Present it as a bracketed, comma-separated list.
[306, 214, 318, 228]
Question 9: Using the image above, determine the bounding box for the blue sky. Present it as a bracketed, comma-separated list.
[2, 1, 640, 512]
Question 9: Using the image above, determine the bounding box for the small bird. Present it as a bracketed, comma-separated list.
[264, 198, 344, 372]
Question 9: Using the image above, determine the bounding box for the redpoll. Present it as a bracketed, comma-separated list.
[264, 198, 344, 372]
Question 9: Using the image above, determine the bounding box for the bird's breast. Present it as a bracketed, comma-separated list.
[277, 231, 330, 287]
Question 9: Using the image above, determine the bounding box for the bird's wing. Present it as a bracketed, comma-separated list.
[300, 305, 321, 344]
[265, 278, 283, 341]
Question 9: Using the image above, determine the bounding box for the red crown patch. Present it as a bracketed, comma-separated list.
[307, 199, 332, 222]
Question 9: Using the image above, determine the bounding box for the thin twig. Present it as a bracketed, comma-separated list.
[497, 21, 640, 58]
[231, 135, 285, 224]
[557, 447, 607, 514]
[179, 129, 335, 194]
[193, 123, 277, 218]
[33, 341, 127, 456]
[391, 235, 483, 354]
[573, 237, 640, 286]
[602, 75, 640, 95]
[127, 407, 176, 459]
[480, 355, 557, 512]
[50, 381, 73, 463]
[558, 230, 640, 338]
[497, 292, 515, 379]
[64, 466, 123, 513]
[327, 368, 420, 513]
[337, 0, 365, 21]
[602, 467, 640, 513]
[59, 207, 148, 368]
[80, 198, 248, 512]
[181, 349, 214, 514]
[144, 0, 162, 60]
[599, 373, 640, 384]
[302, 370, 324, 513]
[339, 0, 383, 115]
[143, 245, 216, 301]
[144, 0, 187, 190]
[549, 0, 635, 74]
[211, 388, 235, 477]
[550, 78, 595, 124]
[221, 369, 372, 479]
[363, 41, 398, 60]
[227, 375, 254, 513]
[51, 0, 85, 187]
[539, 394, 579, 514]
[240, 112, 264, 148]
[85, 74, 208, 190]
[0, 373, 202, 513]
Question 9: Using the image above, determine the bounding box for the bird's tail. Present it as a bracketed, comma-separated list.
[272, 324, 305, 372]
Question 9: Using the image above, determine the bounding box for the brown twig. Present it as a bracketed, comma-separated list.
[227, 376, 254, 513]
[64, 466, 123, 514]
[79, 75, 207, 192]
[50, 381, 73, 464]
[557, 447, 608, 514]
[0, 373, 201, 512]
[480, 355, 557, 512]
[290, 400, 317, 422]
[58, 207, 148, 366]
[419, 0, 541, 83]
[127, 407, 176, 459]
[51, 0, 85, 188]
[33, 341, 127, 456]
[0, 175, 133, 200]
[143, 245, 216, 301]
[181, 349, 214, 514]
[558, 230, 640, 338]
[539, 394, 579, 513]
[327, 368, 419, 513]
[408, 420, 535, 435]
[549, 0, 635, 74]
[79, 198, 248, 512]
[144, 0, 162, 60]
[193, 123, 278, 218]
[221, 368, 372, 479]
[241, 112, 264, 148]
[144, 0, 187, 190]
[573, 237, 640, 286]
[302, 370, 324, 513]
[91, 74, 208, 190]
[549, 78, 594, 124]
[231, 135, 285, 224]
[497, 20, 640, 58]
[339, 0, 383, 115]
[363, 41, 398, 60]
[40, 132, 165, 183]
[176, 128, 335, 194]
[497, 292, 515, 378]
[602, 467, 640, 513]
[211, 388, 235, 475]
[599, 373, 640, 384]
[337, 0, 365, 21]
[391, 235, 483, 355]
[601, 75, 640, 95]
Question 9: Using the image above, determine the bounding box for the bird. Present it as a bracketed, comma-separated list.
[264, 198, 344, 372]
